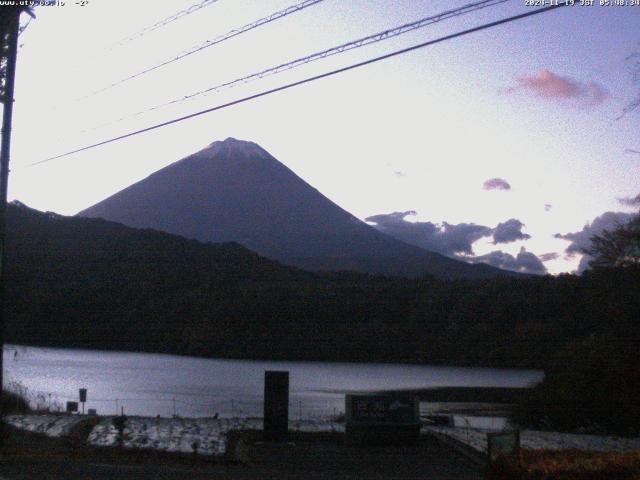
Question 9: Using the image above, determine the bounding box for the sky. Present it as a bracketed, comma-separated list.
[5, 0, 640, 275]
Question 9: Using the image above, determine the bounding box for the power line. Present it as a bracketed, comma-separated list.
[31, 2, 570, 167]
[112, 0, 223, 47]
[82, 0, 326, 99]
[46, 1, 222, 88]
[88, 0, 511, 132]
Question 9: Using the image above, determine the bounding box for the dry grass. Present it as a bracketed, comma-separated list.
[487, 448, 640, 480]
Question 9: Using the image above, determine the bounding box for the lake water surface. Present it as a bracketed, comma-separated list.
[4, 344, 542, 420]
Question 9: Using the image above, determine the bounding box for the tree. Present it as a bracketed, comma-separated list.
[622, 44, 640, 118]
[0, 7, 33, 103]
[512, 334, 640, 435]
[621, 44, 640, 156]
[586, 212, 640, 270]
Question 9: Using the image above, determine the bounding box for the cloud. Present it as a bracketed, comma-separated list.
[367, 211, 547, 275]
[538, 252, 559, 262]
[582, 82, 610, 105]
[440, 222, 494, 255]
[555, 211, 635, 272]
[518, 69, 579, 98]
[493, 219, 531, 244]
[469, 247, 547, 275]
[512, 69, 609, 106]
[618, 194, 640, 207]
[365, 211, 492, 256]
[483, 178, 511, 191]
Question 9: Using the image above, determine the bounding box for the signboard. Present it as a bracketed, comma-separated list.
[66, 401, 78, 413]
[345, 394, 420, 445]
[263, 371, 289, 442]
[487, 430, 520, 462]
[346, 394, 419, 424]
[79, 388, 87, 403]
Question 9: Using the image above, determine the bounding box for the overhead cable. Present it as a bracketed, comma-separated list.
[112, 0, 223, 47]
[83, 0, 326, 99]
[93, 0, 512, 130]
[31, 2, 571, 167]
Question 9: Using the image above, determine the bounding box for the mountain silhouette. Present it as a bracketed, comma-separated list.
[78, 137, 514, 279]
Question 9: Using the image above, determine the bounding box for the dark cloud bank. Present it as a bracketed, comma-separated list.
[493, 219, 531, 243]
[368, 206, 638, 275]
[468, 248, 546, 275]
[618, 194, 640, 207]
[366, 211, 546, 275]
[365, 211, 491, 256]
[555, 211, 635, 272]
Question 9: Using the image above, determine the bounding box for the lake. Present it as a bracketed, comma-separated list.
[4, 344, 542, 421]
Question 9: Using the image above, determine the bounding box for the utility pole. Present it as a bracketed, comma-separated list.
[0, 5, 32, 447]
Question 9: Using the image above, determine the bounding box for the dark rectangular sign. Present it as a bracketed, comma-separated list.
[79, 388, 87, 403]
[66, 401, 78, 413]
[345, 394, 420, 445]
[487, 430, 520, 462]
[263, 370, 289, 442]
[346, 394, 419, 424]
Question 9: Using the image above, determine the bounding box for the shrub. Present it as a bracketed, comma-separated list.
[1, 389, 31, 414]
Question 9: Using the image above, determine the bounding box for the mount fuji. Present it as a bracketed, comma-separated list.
[78, 137, 514, 279]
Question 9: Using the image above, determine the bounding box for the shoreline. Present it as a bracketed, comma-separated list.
[7, 409, 640, 459]
[4, 343, 546, 372]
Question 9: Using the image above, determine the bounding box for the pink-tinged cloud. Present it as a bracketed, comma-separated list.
[583, 82, 610, 105]
[483, 178, 511, 191]
[514, 69, 609, 106]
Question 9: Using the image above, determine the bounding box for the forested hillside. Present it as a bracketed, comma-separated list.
[5, 203, 639, 370]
